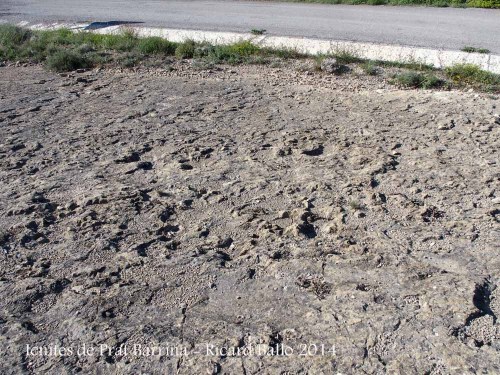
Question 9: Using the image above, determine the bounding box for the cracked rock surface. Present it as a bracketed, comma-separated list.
[0, 64, 499, 374]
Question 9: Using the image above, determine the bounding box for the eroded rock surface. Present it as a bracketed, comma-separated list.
[0, 64, 499, 374]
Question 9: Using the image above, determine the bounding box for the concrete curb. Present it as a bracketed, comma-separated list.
[18, 22, 500, 74]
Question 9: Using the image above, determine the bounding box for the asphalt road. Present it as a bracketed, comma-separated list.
[1, 0, 499, 53]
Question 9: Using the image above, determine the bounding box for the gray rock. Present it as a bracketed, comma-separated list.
[320, 57, 342, 74]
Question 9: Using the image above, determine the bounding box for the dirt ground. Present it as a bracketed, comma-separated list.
[0, 62, 499, 374]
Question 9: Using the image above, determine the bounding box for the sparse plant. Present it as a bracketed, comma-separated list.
[377, 59, 435, 71]
[77, 43, 95, 54]
[394, 71, 444, 89]
[333, 49, 363, 64]
[251, 29, 266, 35]
[175, 40, 196, 59]
[261, 47, 304, 59]
[45, 49, 93, 72]
[118, 52, 141, 68]
[225, 41, 260, 56]
[445, 64, 499, 85]
[313, 55, 326, 71]
[246, 55, 270, 65]
[465, 0, 499, 8]
[349, 200, 363, 210]
[269, 60, 283, 68]
[422, 74, 445, 89]
[361, 61, 378, 75]
[461, 46, 491, 54]
[137, 36, 176, 55]
[190, 59, 216, 70]
[1, 24, 498, 93]
[445, 64, 499, 92]
[206, 41, 260, 64]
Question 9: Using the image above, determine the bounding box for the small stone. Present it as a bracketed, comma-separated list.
[438, 120, 455, 130]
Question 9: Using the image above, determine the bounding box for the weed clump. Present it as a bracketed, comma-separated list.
[0, 24, 32, 60]
[445, 64, 500, 91]
[361, 61, 378, 75]
[175, 40, 196, 59]
[394, 72, 444, 89]
[45, 49, 93, 72]
[465, 0, 500, 8]
[461, 46, 491, 54]
[137, 36, 176, 55]
[205, 41, 260, 64]
[0, 24, 31, 45]
[251, 29, 266, 35]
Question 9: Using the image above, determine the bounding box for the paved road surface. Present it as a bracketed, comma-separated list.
[1, 0, 499, 53]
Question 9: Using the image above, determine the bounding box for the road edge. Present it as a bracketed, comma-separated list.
[15, 21, 500, 74]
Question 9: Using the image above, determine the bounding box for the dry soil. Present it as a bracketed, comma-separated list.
[0, 63, 499, 374]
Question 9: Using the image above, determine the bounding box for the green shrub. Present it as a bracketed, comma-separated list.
[101, 33, 138, 51]
[394, 72, 444, 89]
[77, 43, 95, 54]
[175, 40, 196, 59]
[0, 24, 33, 60]
[395, 72, 423, 88]
[225, 41, 260, 56]
[421, 74, 444, 89]
[466, 0, 500, 7]
[445, 64, 500, 87]
[251, 29, 266, 35]
[45, 49, 92, 72]
[445, 64, 478, 83]
[137, 36, 176, 55]
[45, 28, 75, 45]
[461, 46, 491, 54]
[0, 24, 31, 45]
[206, 41, 260, 64]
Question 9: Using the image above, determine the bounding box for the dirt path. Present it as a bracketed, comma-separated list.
[0, 64, 499, 374]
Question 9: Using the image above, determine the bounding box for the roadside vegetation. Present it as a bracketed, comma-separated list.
[0, 24, 498, 93]
[277, 0, 499, 8]
[460, 46, 491, 54]
[251, 29, 266, 35]
[445, 64, 500, 91]
[392, 71, 445, 89]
